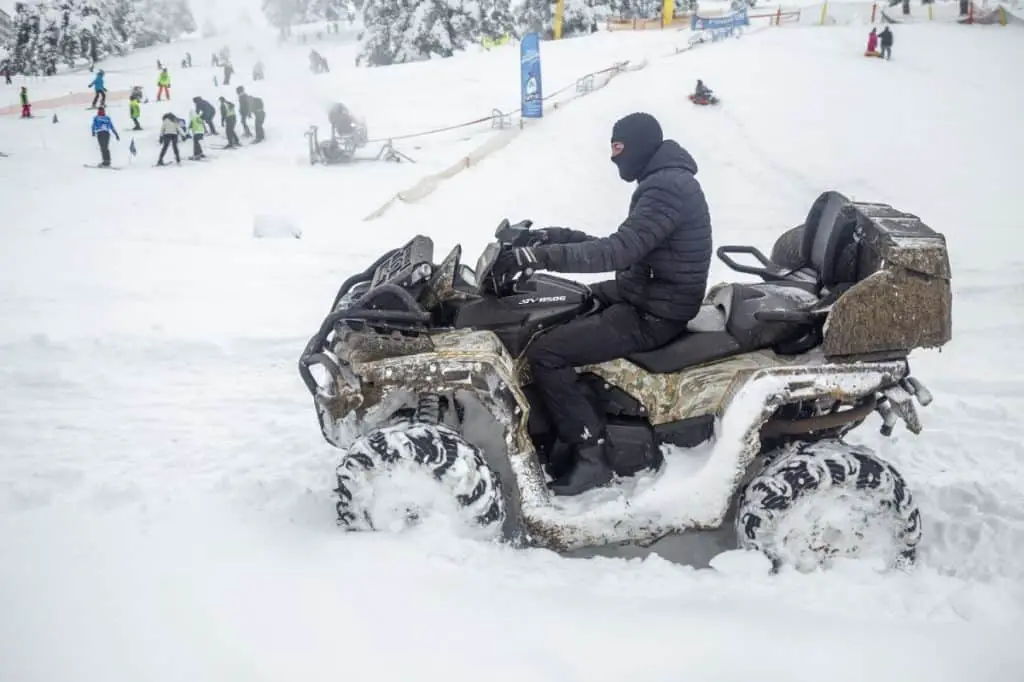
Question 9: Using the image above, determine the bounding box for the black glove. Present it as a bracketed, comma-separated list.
[492, 246, 542, 283]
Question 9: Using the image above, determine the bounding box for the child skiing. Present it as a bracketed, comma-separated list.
[129, 94, 142, 130]
[88, 69, 107, 108]
[188, 110, 207, 160]
[156, 68, 171, 101]
[20, 86, 31, 118]
[91, 107, 120, 167]
[157, 112, 181, 165]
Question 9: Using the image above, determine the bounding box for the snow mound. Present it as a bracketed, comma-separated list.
[253, 214, 302, 239]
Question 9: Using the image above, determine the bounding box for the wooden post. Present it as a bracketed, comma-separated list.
[871, 3, 877, 22]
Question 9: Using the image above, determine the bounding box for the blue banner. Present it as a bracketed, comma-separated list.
[520, 32, 543, 119]
[690, 8, 749, 31]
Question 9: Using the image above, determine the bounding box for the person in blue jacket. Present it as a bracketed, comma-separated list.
[91, 107, 120, 167]
[88, 70, 107, 109]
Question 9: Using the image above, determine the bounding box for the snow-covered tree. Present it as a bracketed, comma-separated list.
[514, 0, 605, 38]
[358, 0, 515, 66]
[133, 0, 196, 48]
[262, 0, 356, 26]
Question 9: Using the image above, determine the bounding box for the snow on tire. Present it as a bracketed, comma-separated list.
[335, 422, 505, 540]
[736, 440, 922, 571]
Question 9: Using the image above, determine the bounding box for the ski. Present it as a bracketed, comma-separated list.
[215, 145, 242, 150]
[83, 163, 121, 170]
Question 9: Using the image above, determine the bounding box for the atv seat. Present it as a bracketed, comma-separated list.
[626, 282, 822, 374]
[716, 191, 859, 294]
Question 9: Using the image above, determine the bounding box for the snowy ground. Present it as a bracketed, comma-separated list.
[2, 21, 1024, 682]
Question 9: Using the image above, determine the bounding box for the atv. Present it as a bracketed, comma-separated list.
[298, 191, 952, 571]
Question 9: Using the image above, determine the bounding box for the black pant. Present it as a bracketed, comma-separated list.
[254, 110, 265, 141]
[202, 115, 217, 135]
[241, 114, 252, 136]
[96, 130, 111, 165]
[158, 134, 180, 163]
[91, 89, 106, 108]
[526, 290, 687, 446]
[225, 117, 240, 146]
[192, 133, 204, 157]
[881, 45, 891, 60]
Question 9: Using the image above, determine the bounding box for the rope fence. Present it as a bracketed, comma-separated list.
[362, 60, 646, 221]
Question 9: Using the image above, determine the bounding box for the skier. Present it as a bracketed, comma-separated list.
[252, 60, 265, 81]
[88, 69, 107, 108]
[20, 86, 31, 118]
[129, 95, 142, 130]
[186, 52, 193, 68]
[212, 52, 220, 67]
[157, 67, 171, 101]
[193, 96, 217, 134]
[91, 106, 120, 167]
[236, 85, 253, 137]
[156, 112, 181, 165]
[866, 28, 879, 56]
[251, 93, 266, 143]
[879, 26, 893, 60]
[222, 60, 234, 86]
[188, 109, 206, 160]
[218, 96, 241, 147]
[490, 112, 712, 496]
[2, 65, 11, 85]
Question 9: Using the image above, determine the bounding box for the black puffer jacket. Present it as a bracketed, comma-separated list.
[537, 140, 712, 322]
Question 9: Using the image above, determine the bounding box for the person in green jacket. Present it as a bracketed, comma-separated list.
[188, 111, 207, 159]
[129, 97, 142, 130]
[156, 68, 171, 101]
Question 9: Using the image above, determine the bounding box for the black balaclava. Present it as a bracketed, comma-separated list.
[610, 112, 663, 182]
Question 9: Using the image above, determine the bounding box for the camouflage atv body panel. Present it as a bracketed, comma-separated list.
[312, 324, 910, 551]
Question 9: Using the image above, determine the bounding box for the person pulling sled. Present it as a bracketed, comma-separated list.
[879, 27, 893, 60]
[689, 79, 719, 106]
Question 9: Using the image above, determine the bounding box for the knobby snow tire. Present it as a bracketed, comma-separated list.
[736, 440, 922, 570]
[335, 422, 505, 537]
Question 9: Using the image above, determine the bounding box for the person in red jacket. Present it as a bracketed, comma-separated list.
[866, 28, 879, 56]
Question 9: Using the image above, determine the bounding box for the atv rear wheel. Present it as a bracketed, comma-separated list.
[735, 440, 921, 571]
[335, 422, 506, 539]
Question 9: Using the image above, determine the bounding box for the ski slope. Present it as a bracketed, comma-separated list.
[2, 21, 1024, 682]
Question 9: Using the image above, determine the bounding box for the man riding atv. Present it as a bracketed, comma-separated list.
[490, 112, 713, 496]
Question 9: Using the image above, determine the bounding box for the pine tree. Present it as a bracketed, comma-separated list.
[475, 0, 516, 40]
[133, 0, 197, 47]
[514, 0, 550, 35]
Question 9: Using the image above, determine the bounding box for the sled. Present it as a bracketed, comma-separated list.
[298, 191, 952, 571]
[864, 50, 882, 57]
[689, 93, 720, 106]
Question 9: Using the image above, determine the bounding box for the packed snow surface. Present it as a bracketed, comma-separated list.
[2, 20, 1024, 682]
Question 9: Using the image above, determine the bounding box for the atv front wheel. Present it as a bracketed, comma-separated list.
[335, 422, 506, 539]
[736, 440, 921, 571]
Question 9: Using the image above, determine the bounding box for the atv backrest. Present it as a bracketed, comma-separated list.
[820, 200, 952, 359]
[800, 190, 860, 290]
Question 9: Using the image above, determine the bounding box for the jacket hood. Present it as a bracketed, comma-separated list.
[640, 140, 698, 179]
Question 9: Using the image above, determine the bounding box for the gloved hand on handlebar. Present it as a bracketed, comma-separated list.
[492, 246, 545, 283]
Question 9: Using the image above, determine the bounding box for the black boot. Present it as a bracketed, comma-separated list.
[548, 439, 613, 496]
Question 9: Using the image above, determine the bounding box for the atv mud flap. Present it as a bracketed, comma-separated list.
[302, 331, 924, 552]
